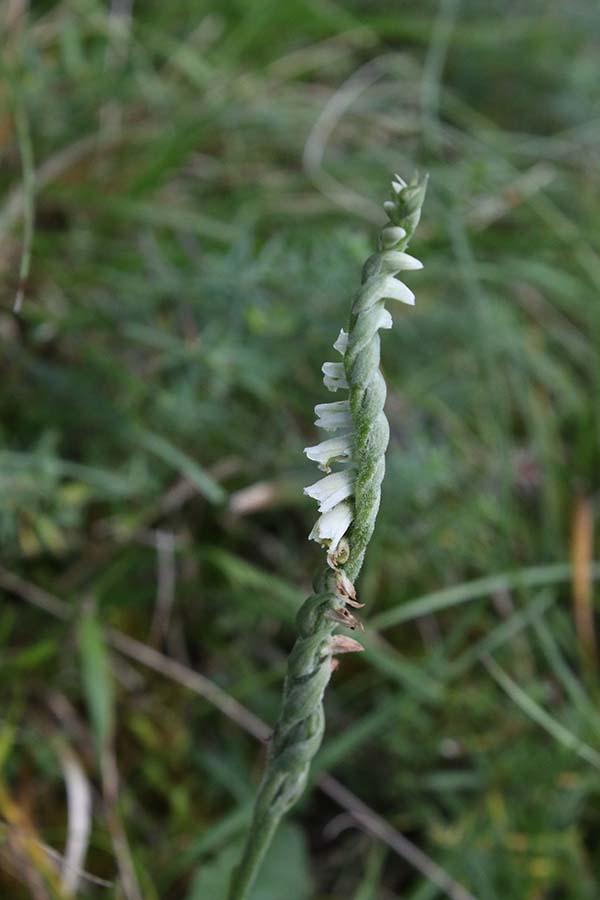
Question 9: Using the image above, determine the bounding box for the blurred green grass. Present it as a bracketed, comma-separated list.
[1, 0, 600, 897]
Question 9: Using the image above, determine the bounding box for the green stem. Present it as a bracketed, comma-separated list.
[228, 804, 281, 899]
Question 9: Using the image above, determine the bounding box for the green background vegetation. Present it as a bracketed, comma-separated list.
[1, 0, 600, 897]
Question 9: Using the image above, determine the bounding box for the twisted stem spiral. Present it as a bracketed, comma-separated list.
[344, 174, 428, 582]
[228, 173, 428, 900]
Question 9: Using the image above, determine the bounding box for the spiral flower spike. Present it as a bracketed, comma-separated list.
[228, 172, 428, 900]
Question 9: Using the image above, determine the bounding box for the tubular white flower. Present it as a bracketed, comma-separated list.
[333, 329, 348, 354]
[308, 501, 353, 554]
[376, 307, 393, 330]
[382, 275, 415, 306]
[322, 361, 348, 391]
[304, 434, 353, 472]
[383, 251, 423, 271]
[304, 470, 354, 513]
[314, 400, 352, 431]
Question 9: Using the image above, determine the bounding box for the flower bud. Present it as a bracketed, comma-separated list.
[379, 225, 406, 248]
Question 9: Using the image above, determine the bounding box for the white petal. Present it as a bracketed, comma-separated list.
[304, 470, 354, 513]
[304, 434, 353, 472]
[382, 276, 415, 306]
[333, 329, 348, 355]
[384, 251, 423, 271]
[377, 307, 393, 330]
[322, 361, 348, 391]
[322, 361, 346, 379]
[393, 173, 407, 188]
[315, 400, 352, 431]
[308, 502, 353, 553]
[324, 375, 345, 392]
[315, 399, 350, 415]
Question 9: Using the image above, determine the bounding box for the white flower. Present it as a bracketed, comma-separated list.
[382, 275, 415, 306]
[304, 470, 354, 513]
[314, 400, 352, 431]
[376, 307, 393, 330]
[308, 502, 353, 554]
[322, 361, 348, 392]
[333, 329, 348, 354]
[304, 434, 353, 472]
[385, 251, 423, 271]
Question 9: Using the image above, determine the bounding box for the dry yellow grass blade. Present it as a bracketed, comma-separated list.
[571, 495, 597, 674]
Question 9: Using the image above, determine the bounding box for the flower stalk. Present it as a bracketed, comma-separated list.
[228, 172, 428, 900]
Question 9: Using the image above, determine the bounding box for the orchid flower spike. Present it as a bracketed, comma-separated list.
[230, 172, 428, 900]
[303, 172, 427, 568]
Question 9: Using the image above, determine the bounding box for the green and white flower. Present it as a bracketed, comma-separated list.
[381, 275, 415, 306]
[314, 400, 352, 431]
[304, 469, 354, 513]
[304, 433, 353, 472]
[333, 329, 348, 354]
[308, 501, 353, 555]
[321, 361, 348, 391]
